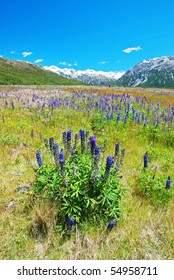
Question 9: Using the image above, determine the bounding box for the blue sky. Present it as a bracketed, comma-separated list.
[0, 0, 174, 71]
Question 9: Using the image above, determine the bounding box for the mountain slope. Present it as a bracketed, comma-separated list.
[44, 65, 125, 86]
[116, 56, 174, 88]
[0, 57, 85, 85]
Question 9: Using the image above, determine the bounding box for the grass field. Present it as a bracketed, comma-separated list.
[0, 85, 174, 260]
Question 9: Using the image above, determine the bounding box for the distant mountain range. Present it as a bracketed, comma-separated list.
[44, 56, 174, 88]
[1, 56, 174, 88]
[116, 56, 174, 88]
[0, 57, 84, 85]
[43, 66, 125, 86]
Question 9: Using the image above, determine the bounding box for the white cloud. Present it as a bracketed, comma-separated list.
[59, 61, 78, 67]
[98, 61, 107, 65]
[22, 51, 32, 57]
[0, 55, 3, 57]
[10, 50, 15, 54]
[122, 46, 142, 53]
[35, 59, 43, 63]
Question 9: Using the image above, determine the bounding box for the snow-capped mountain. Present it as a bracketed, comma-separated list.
[116, 56, 174, 88]
[44, 65, 125, 86]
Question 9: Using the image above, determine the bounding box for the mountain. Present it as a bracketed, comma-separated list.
[0, 57, 85, 85]
[116, 56, 174, 88]
[44, 65, 125, 86]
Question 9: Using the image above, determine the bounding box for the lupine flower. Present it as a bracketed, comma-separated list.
[68, 217, 75, 230]
[107, 220, 115, 230]
[36, 150, 43, 167]
[115, 143, 120, 157]
[49, 137, 54, 153]
[67, 130, 72, 151]
[144, 151, 148, 168]
[62, 131, 67, 150]
[166, 176, 171, 189]
[90, 136, 96, 155]
[80, 129, 85, 153]
[59, 149, 65, 176]
[2, 115, 4, 123]
[104, 156, 114, 180]
[94, 146, 100, 174]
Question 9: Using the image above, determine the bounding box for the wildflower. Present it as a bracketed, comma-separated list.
[36, 150, 43, 167]
[2, 115, 5, 123]
[94, 146, 100, 175]
[90, 136, 96, 155]
[107, 220, 115, 230]
[115, 143, 120, 157]
[144, 151, 148, 168]
[59, 149, 65, 176]
[67, 130, 72, 151]
[68, 217, 75, 230]
[49, 137, 54, 153]
[104, 156, 114, 180]
[62, 131, 67, 150]
[80, 129, 85, 153]
[166, 176, 171, 189]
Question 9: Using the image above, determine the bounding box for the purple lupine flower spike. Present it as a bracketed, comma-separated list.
[68, 217, 75, 230]
[104, 156, 114, 180]
[115, 143, 120, 156]
[166, 176, 171, 189]
[80, 129, 85, 153]
[36, 150, 43, 167]
[144, 151, 148, 168]
[49, 137, 54, 153]
[67, 130, 72, 151]
[107, 220, 115, 230]
[90, 136, 96, 155]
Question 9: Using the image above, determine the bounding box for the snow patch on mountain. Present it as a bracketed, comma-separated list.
[43, 65, 125, 85]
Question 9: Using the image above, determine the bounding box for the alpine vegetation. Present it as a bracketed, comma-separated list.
[33, 129, 125, 231]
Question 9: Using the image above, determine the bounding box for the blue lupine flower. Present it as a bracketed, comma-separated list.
[67, 130, 72, 141]
[144, 151, 148, 168]
[59, 149, 64, 162]
[68, 217, 75, 230]
[62, 131, 67, 149]
[115, 143, 120, 157]
[49, 137, 54, 153]
[80, 129, 85, 153]
[106, 156, 114, 171]
[90, 136, 96, 155]
[107, 220, 115, 230]
[67, 130, 72, 151]
[36, 150, 43, 167]
[166, 176, 171, 189]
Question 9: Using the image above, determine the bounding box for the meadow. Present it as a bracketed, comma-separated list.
[0, 85, 174, 260]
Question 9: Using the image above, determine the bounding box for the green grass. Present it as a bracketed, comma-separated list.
[0, 85, 174, 260]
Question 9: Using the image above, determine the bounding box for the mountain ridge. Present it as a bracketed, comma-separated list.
[43, 65, 125, 86]
[116, 56, 174, 88]
[0, 57, 85, 85]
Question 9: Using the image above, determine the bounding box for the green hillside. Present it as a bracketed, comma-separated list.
[0, 57, 85, 85]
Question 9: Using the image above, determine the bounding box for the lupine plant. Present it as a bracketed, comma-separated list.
[33, 129, 126, 231]
[136, 154, 174, 206]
